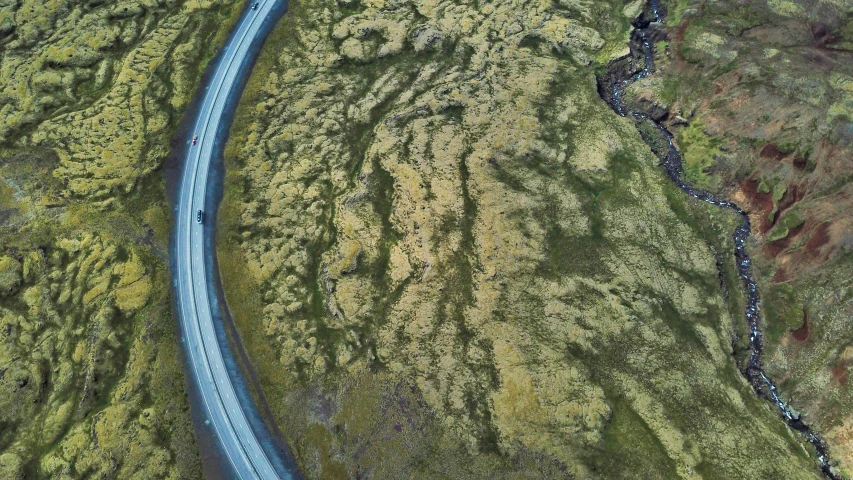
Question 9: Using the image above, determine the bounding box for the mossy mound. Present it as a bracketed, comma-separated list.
[0, 0, 248, 477]
[218, 0, 824, 476]
[0, 255, 21, 295]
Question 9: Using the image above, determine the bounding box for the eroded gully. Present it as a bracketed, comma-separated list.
[596, 1, 839, 478]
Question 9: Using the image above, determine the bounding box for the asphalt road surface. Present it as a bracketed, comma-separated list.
[175, 1, 286, 478]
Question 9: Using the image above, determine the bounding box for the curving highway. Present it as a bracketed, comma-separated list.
[174, 1, 289, 478]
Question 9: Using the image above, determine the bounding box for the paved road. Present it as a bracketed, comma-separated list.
[175, 1, 285, 478]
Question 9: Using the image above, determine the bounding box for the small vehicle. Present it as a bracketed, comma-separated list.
[196, 210, 203, 224]
[192, 135, 198, 145]
[252, 2, 259, 10]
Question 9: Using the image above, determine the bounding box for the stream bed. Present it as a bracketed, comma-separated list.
[596, 1, 839, 477]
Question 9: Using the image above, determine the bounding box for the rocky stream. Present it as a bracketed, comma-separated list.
[596, 1, 840, 477]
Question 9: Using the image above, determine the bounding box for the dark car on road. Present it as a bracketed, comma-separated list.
[196, 210, 203, 224]
[252, 2, 259, 10]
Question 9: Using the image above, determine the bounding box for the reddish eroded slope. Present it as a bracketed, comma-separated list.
[759, 143, 786, 162]
[834, 362, 850, 387]
[739, 179, 774, 234]
[647, 0, 853, 474]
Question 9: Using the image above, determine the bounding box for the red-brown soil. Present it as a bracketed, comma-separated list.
[765, 222, 805, 258]
[741, 179, 774, 233]
[760, 143, 786, 161]
[791, 310, 810, 343]
[772, 266, 789, 283]
[805, 222, 831, 257]
[832, 361, 849, 386]
[770, 220, 837, 281]
[673, 19, 693, 64]
[776, 184, 801, 218]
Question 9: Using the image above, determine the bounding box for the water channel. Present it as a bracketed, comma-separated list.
[596, 1, 839, 477]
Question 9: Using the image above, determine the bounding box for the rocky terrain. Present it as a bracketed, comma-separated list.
[220, 0, 831, 476]
[620, 0, 853, 475]
[0, 0, 244, 477]
[2, 0, 847, 477]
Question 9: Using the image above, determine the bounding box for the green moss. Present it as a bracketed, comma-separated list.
[658, 76, 682, 105]
[766, 208, 805, 242]
[0, 0, 247, 476]
[663, 0, 695, 25]
[0, 256, 21, 294]
[783, 209, 805, 229]
[772, 182, 787, 203]
[642, 0, 853, 469]
[214, 0, 829, 476]
[676, 120, 722, 188]
[766, 224, 789, 242]
[763, 283, 805, 345]
[598, 399, 678, 477]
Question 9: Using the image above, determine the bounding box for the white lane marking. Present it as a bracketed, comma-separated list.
[176, 1, 283, 479]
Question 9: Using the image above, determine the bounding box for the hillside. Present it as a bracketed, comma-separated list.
[621, 0, 853, 474]
[0, 0, 243, 477]
[219, 0, 827, 476]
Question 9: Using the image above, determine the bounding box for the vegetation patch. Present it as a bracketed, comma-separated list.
[0, 0, 246, 477]
[655, 0, 853, 472]
[675, 120, 721, 189]
[216, 0, 825, 476]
